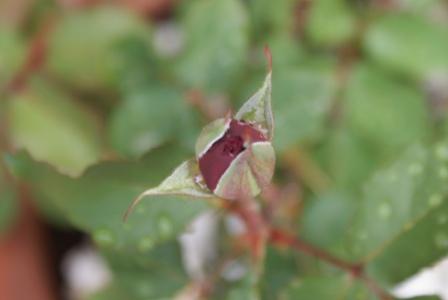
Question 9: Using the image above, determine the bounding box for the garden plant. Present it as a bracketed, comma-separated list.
[1, 0, 448, 299]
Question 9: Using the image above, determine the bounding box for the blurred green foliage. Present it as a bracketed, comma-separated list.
[1, 0, 448, 299]
[0, 29, 25, 89]
[0, 170, 17, 234]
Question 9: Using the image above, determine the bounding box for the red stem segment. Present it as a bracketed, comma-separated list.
[223, 200, 392, 300]
[269, 227, 363, 276]
[268, 227, 392, 300]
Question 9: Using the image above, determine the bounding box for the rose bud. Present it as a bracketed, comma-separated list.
[195, 116, 274, 200]
[124, 48, 274, 219]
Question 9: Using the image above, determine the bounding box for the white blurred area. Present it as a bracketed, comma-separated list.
[62, 244, 111, 300]
[393, 257, 448, 300]
[179, 211, 219, 281]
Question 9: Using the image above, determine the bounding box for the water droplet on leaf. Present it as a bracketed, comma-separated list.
[387, 172, 398, 182]
[358, 231, 368, 240]
[434, 232, 448, 249]
[408, 163, 423, 175]
[136, 206, 146, 214]
[437, 214, 448, 225]
[439, 166, 448, 179]
[93, 228, 115, 247]
[429, 194, 443, 207]
[138, 236, 155, 252]
[157, 214, 174, 238]
[435, 144, 448, 160]
[378, 203, 391, 218]
[137, 283, 153, 297]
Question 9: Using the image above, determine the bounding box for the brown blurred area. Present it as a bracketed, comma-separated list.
[0, 192, 56, 300]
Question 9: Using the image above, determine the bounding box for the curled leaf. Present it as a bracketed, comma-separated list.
[124, 159, 214, 220]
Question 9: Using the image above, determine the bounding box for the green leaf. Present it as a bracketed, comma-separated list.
[348, 141, 448, 285]
[306, 0, 356, 47]
[113, 35, 157, 92]
[88, 284, 137, 300]
[176, 0, 249, 92]
[248, 0, 296, 36]
[109, 83, 198, 158]
[264, 34, 305, 68]
[261, 246, 298, 299]
[273, 66, 336, 152]
[0, 170, 17, 234]
[9, 145, 210, 251]
[345, 64, 429, 156]
[47, 6, 151, 90]
[8, 78, 101, 176]
[300, 191, 356, 251]
[101, 241, 189, 299]
[399, 0, 443, 12]
[280, 275, 373, 300]
[225, 274, 259, 300]
[124, 159, 214, 220]
[402, 297, 442, 300]
[364, 14, 448, 78]
[0, 29, 25, 89]
[319, 128, 377, 190]
[236, 71, 274, 139]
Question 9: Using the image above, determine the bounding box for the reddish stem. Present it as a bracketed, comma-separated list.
[0, 188, 56, 300]
[269, 227, 362, 276]
[5, 17, 54, 94]
[223, 200, 392, 300]
[225, 200, 267, 262]
[263, 45, 272, 73]
[268, 227, 392, 300]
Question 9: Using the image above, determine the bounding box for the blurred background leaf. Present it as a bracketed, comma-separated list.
[0, 29, 25, 89]
[306, 0, 356, 47]
[175, 0, 249, 93]
[8, 78, 102, 176]
[47, 6, 152, 91]
[7, 145, 210, 252]
[345, 64, 429, 158]
[108, 83, 198, 158]
[365, 14, 448, 79]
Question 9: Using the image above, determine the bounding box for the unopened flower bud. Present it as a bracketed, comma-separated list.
[125, 48, 275, 219]
[196, 118, 274, 200]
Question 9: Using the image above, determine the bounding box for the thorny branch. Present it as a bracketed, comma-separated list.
[223, 199, 393, 300]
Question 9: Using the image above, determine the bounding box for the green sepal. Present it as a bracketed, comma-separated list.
[235, 71, 274, 140]
[124, 159, 214, 220]
[214, 141, 275, 200]
[195, 118, 230, 159]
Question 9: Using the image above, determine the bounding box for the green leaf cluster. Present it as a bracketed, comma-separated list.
[2, 0, 448, 299]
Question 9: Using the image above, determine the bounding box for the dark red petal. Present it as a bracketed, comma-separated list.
[198, 119, 267, 191]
